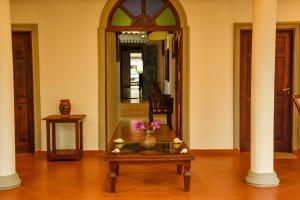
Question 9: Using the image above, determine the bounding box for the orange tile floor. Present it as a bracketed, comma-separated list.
[0, 151, 299, 200]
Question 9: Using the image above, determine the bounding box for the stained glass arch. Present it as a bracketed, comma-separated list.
[108, 0, 180, 31]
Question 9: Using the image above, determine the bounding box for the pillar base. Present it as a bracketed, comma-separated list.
[245, 170, 279, 187]
[0, 173, 21, 190]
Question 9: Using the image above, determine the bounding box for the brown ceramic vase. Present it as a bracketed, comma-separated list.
[59, 99, 71, 115]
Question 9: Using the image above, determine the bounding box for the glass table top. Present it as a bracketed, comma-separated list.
[109, 141, 186, 156]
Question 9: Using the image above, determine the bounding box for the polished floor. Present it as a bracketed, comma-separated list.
[0, 151, 300, 200]
[120, 101, 168, 124]
[121, 86, 141, 100]
[121, 100, 149, 118]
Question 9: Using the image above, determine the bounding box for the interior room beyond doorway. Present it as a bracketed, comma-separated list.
[118, 31, 177, 130]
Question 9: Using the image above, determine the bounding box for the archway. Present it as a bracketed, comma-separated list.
[98, 0, 189, 150]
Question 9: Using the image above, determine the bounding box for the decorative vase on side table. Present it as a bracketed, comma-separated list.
[59, 99, 71, 115]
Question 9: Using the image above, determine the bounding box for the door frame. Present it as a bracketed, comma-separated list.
[98, 0, 190, 150]
[12, 24, 41, 151]
[233, 22, 300, 151]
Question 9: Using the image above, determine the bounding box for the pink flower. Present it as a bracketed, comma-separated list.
[134, 120, 146, 131]
[150, 121, 160, 131]
[134, 120, 161, 133]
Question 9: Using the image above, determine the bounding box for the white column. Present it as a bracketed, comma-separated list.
[0, 0, 21, 190]
[245, 0, 280, 187]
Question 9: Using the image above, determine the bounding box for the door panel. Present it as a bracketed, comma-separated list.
[240, 31, 252, 151]
[12, 32, 35, 154]
[240, 30, 293, 152]
[274, 31, 292, 152]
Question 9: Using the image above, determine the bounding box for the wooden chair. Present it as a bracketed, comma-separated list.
[149, 93, 174, 130]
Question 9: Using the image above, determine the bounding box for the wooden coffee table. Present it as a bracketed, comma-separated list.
[105, 122, 195, 193]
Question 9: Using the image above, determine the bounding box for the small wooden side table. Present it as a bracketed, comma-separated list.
[42, 115, 86, 161]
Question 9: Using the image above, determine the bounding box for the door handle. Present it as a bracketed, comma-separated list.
[282, 87, 291, 95]
[282, 88, 290, 91]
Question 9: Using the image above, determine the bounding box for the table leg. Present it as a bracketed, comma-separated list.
[80, 121, 83, 157]
[52, 123, 56, 154]
[116, 164, 119, 176]
[75, 122, 80, 160]
[46, 121, 51, 161]
[183, 162, 191, 192]
[109, 162, 117, 192]
[177, 164, 182, 175]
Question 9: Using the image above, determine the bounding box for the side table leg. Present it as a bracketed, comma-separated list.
[177, 164, 182, 175]
[116, 164, 119, 176]
[183, 162, 191, 192]
[46, 121, 51, 161]
[75, 122, 80, 160]
[109, 162, 117, 192]
[52, 123, 56, 155]
[80, 121, 83, 157]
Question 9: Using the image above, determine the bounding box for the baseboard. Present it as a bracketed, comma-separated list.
[30, 150, 106, 156]
[83, 150, 106, 156]
[191, 149, 240, 155]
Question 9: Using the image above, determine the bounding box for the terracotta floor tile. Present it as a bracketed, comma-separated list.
[0, 151, 299, 200]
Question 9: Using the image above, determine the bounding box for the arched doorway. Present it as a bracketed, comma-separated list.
[98, 0, 189, 150]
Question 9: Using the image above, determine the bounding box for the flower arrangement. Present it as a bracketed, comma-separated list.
[134, 120, 160, 148]
[134, 120, 160, 135]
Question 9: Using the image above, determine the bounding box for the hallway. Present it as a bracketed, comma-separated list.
[0, 151, 299, 200]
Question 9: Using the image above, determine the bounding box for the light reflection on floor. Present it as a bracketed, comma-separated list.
[121, 86, 141, 100]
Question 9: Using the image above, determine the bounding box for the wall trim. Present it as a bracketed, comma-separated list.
[191, 149, 240, 155]
[34, 150, 105, 156]
[233, 22, 300, 151]
[11, 24, 41, 151]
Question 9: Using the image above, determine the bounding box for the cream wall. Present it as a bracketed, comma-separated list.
[10, 0, 105, 150]
[10, 0, 300, 150]
[182, 0, 252, 149]
[106, 32, 120, 145]
[164, 34, 175, 96]
[182, 0, 300, 149]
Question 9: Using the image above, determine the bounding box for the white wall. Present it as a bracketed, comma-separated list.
[10, 0, 300, 150]
[182, 0, 300, 149]
[106, 32, 120, 144]
[164, 34, 175, 96]
[10, 0, 104, 150]
[182, 0, 251, 149]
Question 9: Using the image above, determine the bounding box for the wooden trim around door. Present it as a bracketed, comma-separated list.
[233, 22, 300, 151]
[12, 24, 41, 151]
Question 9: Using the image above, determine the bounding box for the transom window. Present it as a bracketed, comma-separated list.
[108, 0, 179, 31]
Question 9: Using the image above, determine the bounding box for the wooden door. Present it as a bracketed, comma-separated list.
[240, 30, 293, 152]
[240, 31, 252, 151]
[12, 32, 35, 154]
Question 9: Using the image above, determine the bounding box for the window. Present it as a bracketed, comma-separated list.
[109, 0, 178, 28]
